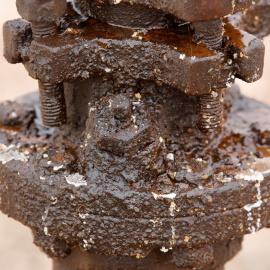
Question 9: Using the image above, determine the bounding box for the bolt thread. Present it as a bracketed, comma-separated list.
[39, 81, 67, 127]
[31, 22, 58, 39]
[197, 35, 223, 50]
[196, 90, 223, 133]
[192, 18, 223, 50]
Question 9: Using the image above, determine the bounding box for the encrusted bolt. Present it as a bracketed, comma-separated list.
[16, 0, 68, 126]
[16, 0, 67, 39]
[30, 21, 59, 40]
[39, 81, 67, 127]
[196, 90, 224, 133]
[192, 18, 224, 132]
[192, 17, 224, 50]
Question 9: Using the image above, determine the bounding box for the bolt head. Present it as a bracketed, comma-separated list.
[85, 94, 159, 154]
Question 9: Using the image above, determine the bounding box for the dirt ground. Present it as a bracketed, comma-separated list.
[1, 2, 270, 270]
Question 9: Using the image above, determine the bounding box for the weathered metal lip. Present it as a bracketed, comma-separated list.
[0, 158, 269, 256]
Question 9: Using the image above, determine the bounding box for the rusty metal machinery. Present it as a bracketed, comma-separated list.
[2, 0, 270, 269]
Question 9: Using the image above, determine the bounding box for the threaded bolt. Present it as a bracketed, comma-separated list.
[196, 90, 224, 133]
[192, 18, 224, 132]
[192, 18, 223, 50]
[16, 0, 67, 39]
[31, 21, 58, 40]
[39, 81, 67, 127]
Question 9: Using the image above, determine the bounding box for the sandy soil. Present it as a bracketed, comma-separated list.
[1, 2, 270, 269]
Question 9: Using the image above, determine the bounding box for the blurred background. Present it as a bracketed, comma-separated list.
[1, 2, 270, 270]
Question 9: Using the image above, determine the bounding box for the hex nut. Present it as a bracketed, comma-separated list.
[16, 0, 67, 24]
[225, 28, 265, 83]
[3, 19, 32, 64]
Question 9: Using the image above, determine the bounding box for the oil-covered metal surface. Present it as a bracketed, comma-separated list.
[2, 0, 270, 269]
[0, 88, 270, 268]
